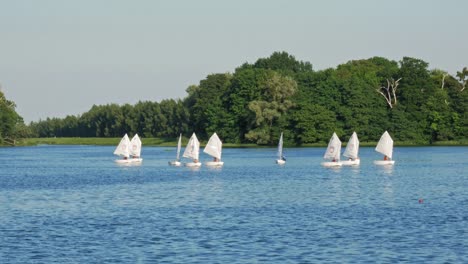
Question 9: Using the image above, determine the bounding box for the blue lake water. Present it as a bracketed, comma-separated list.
[0, 146, 467, 263]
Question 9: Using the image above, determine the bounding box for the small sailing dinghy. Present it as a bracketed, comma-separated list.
[374, 131, 395, 165]
[276, 132, 286, 165]
[204, 132, 224, 167]
[114, 133, 142, 163]
[183, 133, 202, 167]
[169, 134, 182, 166]
[321, 132, 342, 167]
[341, 131, 360, 166]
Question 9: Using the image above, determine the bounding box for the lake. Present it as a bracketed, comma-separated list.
[0, 146, 466, 263]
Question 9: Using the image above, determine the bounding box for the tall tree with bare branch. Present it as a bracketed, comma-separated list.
[376, 78, 402, 108]
[456, 67, 467, 92]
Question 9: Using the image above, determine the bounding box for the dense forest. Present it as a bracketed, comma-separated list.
[3, 52, 468, 145]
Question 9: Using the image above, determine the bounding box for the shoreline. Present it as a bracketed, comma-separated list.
[2, 137, 467, 147]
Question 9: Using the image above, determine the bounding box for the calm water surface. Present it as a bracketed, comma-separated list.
[0, 146, 467, 263]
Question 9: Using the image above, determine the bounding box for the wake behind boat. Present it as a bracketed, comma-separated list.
[374, 131, 395, 165]
[168, 133, 182, 166]
[341, 131, 360, 166]
[183, 133, 202, 167]
[321, 132, 342, 167]
[204, 132, 224, 167]
[276, 132, 286, 165]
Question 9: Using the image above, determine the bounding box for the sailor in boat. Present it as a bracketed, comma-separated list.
[384, 155, 388, 161]
[213, 157, 219, 162]
[194, 159, 199, 163]
[281, 155, 286, 161]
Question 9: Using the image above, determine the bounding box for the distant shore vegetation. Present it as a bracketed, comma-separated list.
[1, 52, 467, 146]
[13, 137, 468, 147]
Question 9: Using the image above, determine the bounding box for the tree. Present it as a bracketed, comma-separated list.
[456, 67, 467, 92]
[376, 78, 402, 108]
[187, 73, 232, 139]
[245, 71, 297, 144]
[0, 88, 25, 143]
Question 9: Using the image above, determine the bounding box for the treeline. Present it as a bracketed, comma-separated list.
[0, 89, 29, 145]
[26, 52, 468, 145]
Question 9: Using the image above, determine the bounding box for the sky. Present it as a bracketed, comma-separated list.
[1, 0, 467, 122]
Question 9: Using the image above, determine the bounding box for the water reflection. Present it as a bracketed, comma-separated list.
[381, 165, 394, 175]
[115, 162, 142, 167]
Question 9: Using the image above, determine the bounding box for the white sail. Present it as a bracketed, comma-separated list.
[176, 133, 182, 161]
[277, 132, 284, 160]
[323, 132, 341, 161]
[114, 134, 130, 158]
[129, 134, 142, 157]
[343, 132, 359, 159]
[203, 133, 222, 160]
[183, 133, 200, 160]
[375, 131, 393, 159]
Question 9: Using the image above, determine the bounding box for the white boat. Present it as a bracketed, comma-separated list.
[276, 132, 286, 165]
[114, 133, 142, 163]
[183, 133, 202, 167]
[204, 132, 224, 167]
[374, 131, 395, 165]
[341, 131, 360, 166]
[168, 134, 182, 166]
[321, 132, 342, 167]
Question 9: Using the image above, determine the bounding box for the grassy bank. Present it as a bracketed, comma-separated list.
[13, 137, 258, 147]
[6, 137, 468, 147]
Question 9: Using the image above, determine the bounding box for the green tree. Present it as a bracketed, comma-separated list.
[0, 89, 24, 143]
[245, 71, 297, 144]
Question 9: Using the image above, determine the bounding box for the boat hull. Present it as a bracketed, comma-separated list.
[205, 161, 224, 167]
[321, 161, 342, 167]
[374, 160, 395, 165]
[168, 161, 181, 166]
[115, 158, 143, 164]
[341, 159, 360, 166]
[276, 159, 286, 165]
[185, 162, 202, 167]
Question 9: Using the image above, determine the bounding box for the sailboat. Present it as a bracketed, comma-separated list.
[374, 131, 395, 165]
[276, 132, 286, 165]
[114, 133, 142, 163]
[321, 132, 342, 167]
[169, 134, 183, 166]
[341, 131, 360, 166]
[204, 132, 224, 167]
[183, 133, 202, 167]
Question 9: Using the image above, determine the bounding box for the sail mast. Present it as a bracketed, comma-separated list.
[324, 132, 341, 161]
[203, 133, 222, 160]
[114, 134, 130, 158]
[176, 133, 182, 161]
[277, 132, 283, 160]
[343, 132, 359, 159]
[183, 133, 200, 160]
[129, 134, 142, 157]
[375, 131, 393, 159]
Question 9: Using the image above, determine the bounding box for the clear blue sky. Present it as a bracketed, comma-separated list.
[1, 0, 467, 122]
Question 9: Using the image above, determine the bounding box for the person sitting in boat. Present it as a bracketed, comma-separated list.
[213, 157, 219, 162]
[123, 156, 128, 160]
[281, 156, 286, 161]
[332, 158, 337, 162]
[194, 159, 199, 163]
[383, 155, 388, 161]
